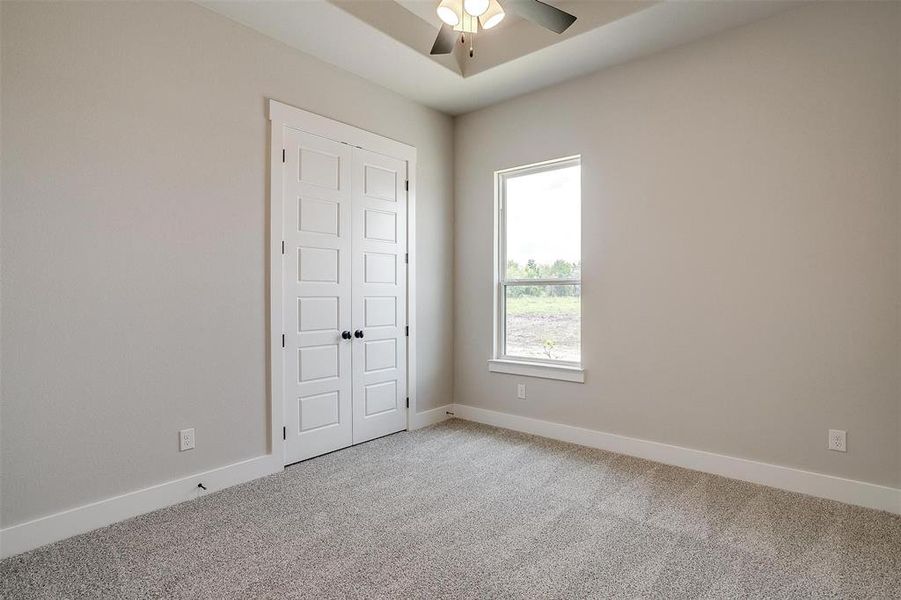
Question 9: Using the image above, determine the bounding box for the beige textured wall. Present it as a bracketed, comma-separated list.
[454, 2, 901, 487]
[0, 1, 454, 526]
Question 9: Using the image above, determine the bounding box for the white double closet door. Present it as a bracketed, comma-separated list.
[283, 127, 408, 465]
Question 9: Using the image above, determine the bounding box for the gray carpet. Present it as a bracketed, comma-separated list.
[2, 419, 900, 599]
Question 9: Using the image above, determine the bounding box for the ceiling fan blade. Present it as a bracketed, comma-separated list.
[430, 23, 456, 55]
[506, 0, 577, 34]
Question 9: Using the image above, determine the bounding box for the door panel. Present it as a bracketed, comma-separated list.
[364, 339, 396, 372]
[299, 297, 339, 332]
[298, 247, 339, 282]
[282, 130, 407, 464]
[364, 297, 396, 328]
[299, 198, 340, 235]
[364, 209, 397, 242]
[364, 252, 397, 284]
[351, 148, 408, 444]
[299, 391, 340, 431]
[363, 165, 398, 201]
[299, 147, 341, 189]
[364, 381, 397, 415]
[284, 128, 353, 464]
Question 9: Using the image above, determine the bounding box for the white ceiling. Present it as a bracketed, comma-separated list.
[199, 1, 805, 115]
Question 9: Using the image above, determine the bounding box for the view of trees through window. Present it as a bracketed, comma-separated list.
[506, 259, 581, 282]
[500, 160, 581, 363]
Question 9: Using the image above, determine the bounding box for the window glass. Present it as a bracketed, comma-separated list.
[499, 158, 581, 365]
[505, 165, 580, 280]
[504, 285, 580, 362]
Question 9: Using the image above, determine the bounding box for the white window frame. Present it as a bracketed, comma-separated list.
[489, 156, 584, 383]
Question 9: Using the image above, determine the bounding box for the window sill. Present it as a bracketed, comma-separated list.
[488, 359, 585, 383]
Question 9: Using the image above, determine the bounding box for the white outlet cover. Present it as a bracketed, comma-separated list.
[828, 429, 846, 452]
[179, 428, 195, 452]
[517, 383, 526, 399]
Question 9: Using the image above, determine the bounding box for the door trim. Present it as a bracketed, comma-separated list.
[268, 99, 417, 465]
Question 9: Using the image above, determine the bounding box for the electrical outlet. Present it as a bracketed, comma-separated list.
[517, 383, 526, 400]
[828, 429, 846, 452]
[179, 428, 195, 452]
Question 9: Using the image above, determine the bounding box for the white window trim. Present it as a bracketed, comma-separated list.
[488, 359, 585, 383]
[491, 155, 584, 383]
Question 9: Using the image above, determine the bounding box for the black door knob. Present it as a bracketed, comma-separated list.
[341, 330, 352, 340]
[354, 329, 364, 339]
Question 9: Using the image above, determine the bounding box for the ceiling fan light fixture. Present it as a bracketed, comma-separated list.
[462, 0, 489, 18]
[479, 0, 505, 29]
[436, 0, 460, 26]
[431, 0, 577, 58]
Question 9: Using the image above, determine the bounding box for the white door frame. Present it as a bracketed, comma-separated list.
[268, 99, 417, 463]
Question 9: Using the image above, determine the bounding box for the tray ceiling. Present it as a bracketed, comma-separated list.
[198, 1, 806, 115]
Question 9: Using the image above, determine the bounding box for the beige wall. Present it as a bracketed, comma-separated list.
[454, 2, 901, 487]
[2, 0, 899, 531]
[0, 1, 454, 526]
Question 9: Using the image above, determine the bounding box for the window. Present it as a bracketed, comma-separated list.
[491, 156, 583, 383]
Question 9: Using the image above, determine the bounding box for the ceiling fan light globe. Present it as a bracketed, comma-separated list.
[480, 13, 504, 29]
[436, 0, 460, 26]
[479, 0, 505, 29]
[462, 0, 489, 18]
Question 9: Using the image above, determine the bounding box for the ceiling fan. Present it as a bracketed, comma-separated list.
[430, 0, 577, 58]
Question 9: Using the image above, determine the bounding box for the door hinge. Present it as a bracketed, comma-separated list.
[405, 180, 409, 192]
[281, 240, 285, 255]
[406, 397, 409, 408]
[405, 326, 409, 337]
[404, 253, 408, 264]
[281, 334, 285, 348]
[283, 426, 286, 440]
[282, 149, 286, 163]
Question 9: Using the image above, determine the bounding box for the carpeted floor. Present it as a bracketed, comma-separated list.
[2, 419, 900, 599]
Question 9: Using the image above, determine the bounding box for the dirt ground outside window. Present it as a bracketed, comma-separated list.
[505, 295, 580, 362]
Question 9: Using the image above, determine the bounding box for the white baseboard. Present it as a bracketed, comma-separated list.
[1, 405, 452, 559]
[452, 404, 901, 515]
[410, 404, 454, 429]
[0, 454, 282, 559]
[5, 407, 896, 560]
